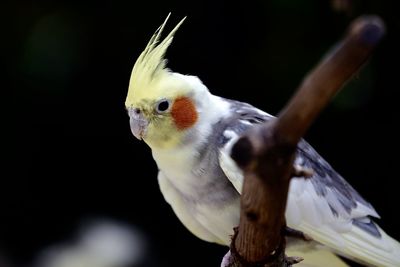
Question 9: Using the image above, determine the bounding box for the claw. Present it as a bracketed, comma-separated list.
[286, 256, 304, 265]
[284, 227, 313, 241]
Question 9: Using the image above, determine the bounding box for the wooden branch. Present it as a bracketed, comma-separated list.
[222, 15, 385, 267]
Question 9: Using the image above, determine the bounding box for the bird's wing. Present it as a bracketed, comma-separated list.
[218, 98, 400, 266]
[216, 98, 274, 193]
[286, 142, 400, 266]
[287, 140, 380, 231]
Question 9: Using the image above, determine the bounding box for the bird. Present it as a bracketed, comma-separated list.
[125, 14, 400, 267]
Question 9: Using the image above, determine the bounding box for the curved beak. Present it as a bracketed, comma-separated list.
[128, 109, 149, 140]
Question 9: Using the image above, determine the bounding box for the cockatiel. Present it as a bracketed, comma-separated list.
[125, 14, 400, 267]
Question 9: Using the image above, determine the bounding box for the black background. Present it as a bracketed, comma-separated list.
[4, 0, 400, 266]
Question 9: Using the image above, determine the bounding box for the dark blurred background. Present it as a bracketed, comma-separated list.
[3, 0, 400, 266]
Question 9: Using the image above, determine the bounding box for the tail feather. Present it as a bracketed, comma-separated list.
[297, 222, 400, 267]
[339, 224, 400, 267]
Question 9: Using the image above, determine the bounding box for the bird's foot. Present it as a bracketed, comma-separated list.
[284, 227, 313, 242]
[285, 256, 304, 265]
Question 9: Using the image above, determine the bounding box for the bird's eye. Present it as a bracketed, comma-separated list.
[156, 99, 170, 113]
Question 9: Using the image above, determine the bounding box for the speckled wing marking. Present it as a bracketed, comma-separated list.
[296, 140, 380, 236]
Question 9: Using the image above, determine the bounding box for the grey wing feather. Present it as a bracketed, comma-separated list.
[218, 98, 380, 237]
[296, 141, 381, 236]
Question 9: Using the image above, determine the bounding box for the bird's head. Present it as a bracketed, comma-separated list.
[125, 14, 210, 149]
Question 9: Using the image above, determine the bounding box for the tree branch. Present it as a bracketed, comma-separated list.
[222, 15, 385, 267]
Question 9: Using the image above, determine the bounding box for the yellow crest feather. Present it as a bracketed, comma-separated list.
[125, 14, 186, 107]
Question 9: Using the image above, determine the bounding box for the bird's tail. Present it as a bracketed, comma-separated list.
[298, 221, 400, 267]
[337, 223, 400, 267]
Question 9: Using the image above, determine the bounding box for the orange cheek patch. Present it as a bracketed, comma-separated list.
[171, 97, 198, 130]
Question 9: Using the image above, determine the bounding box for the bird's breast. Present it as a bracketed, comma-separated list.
[152, 145, 239, 206]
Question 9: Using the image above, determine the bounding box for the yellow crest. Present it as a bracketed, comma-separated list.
[125, 13, 186, 107]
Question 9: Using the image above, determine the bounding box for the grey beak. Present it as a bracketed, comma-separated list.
[128, 108, 148, 140]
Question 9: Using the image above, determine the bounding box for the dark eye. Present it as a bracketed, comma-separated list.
[156, 100, 170, 113]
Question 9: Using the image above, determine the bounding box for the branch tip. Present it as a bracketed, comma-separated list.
[350, 15, 386, 46]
